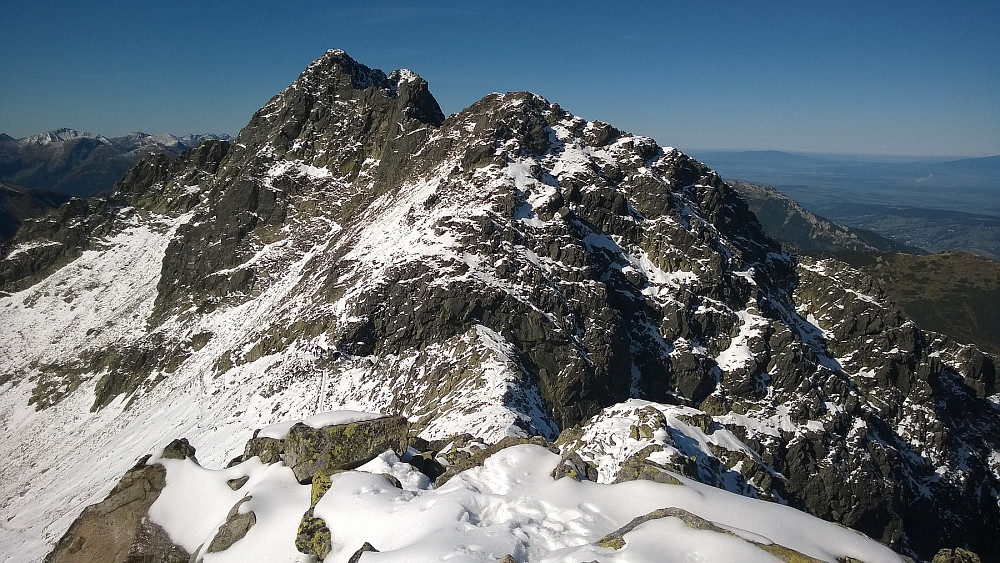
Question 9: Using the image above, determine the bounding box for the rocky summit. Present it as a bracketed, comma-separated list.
[0, 50, 997, 562]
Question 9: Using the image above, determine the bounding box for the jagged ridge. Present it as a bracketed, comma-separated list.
[0, 50, 997, 561]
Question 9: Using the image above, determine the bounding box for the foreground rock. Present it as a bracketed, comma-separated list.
[45, 412, 918, 562]
[44, 440, 195, 563]
[283, 414, 409, 483]
[595, 506, 824, 562]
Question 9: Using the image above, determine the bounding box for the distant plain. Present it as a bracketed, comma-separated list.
[692, 150, 1000, 259]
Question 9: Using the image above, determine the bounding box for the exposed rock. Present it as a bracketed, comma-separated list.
[594, 506, 823, 562]
[434, 435, 556, 487]
[0, 181, 72, 241]
[551, 451, 599, 482]
[0, 139, 230, 294]
[242, 434, 284, 464]
[612, 456, 683, 486]
[294, 508, 332, 560]
[44, 461, 188, 563]
[283, 415, 409, 483]
[381, 473, 402, 489]
[406, 450, 446, 481]
[309, 467, 343, 508]
[161, 437, 197, 461]
[347, 541, 380, 562]
[932, 548, 982, 563]
[205, 496, 256, 553]
[434, 434, 489, 469]
[227, 476, 249, 491]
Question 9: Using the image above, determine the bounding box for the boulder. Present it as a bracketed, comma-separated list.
[283, 415, 409, 483]
[595, 506, 823, 562]
[205, 496, 256, 553]
[551, 451, 599, 482]
[242, 435, 284, 464]
[44, 458, 188, 563]
[294, 508, 332, 560]
[932, 548, 982, 563]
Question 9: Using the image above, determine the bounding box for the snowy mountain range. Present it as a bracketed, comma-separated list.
[0, 128, 230, 197]
[1, 50, 997, 562]
[0, 129, 231, 241]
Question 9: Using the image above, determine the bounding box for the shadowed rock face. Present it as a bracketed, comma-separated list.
[0, 140, 231, 294]
[3, 50, 998, 561]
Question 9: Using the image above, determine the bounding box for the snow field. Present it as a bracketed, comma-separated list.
[149, 430, 903, 563]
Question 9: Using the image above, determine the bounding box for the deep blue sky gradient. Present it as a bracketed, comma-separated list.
[2, 1, 997, 156]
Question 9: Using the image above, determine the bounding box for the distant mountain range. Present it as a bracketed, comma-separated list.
[730, 179, 1000, 357]
[696, 149, 1000, 260]
[0, 129, 230, 239]
[691, 149, 1000, 216]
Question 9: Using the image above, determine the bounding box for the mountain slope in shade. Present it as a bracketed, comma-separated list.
[0, 181, 73, 240]
[0, 50, 997, 561]
[728, 179, 1000, 356]
[0, 129, 231, 243]
[0, 128, 230, 197]
[728, 179, 921, 254]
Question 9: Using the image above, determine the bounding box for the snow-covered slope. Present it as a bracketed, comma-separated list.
[1, 50, 998, 561]
[125, 414, 903, 563]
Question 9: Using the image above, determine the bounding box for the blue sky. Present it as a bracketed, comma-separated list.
[2, 1, 997, 156]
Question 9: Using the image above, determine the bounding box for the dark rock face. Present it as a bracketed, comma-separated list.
[0, 139, 230, 293]
[0, 195, 118, 292]
[44, 462, 188, 563]
[786, 258, 1000, 557]
[0, 181, 72, 240]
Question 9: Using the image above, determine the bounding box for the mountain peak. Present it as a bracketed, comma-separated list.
[299, 48, 393, 92]
[19, 128, 111, 146]
[290, 49, 440, 116]
[231, 49, 443, 171]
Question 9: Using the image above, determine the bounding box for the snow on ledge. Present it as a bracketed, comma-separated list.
[256, 410, 385, 440]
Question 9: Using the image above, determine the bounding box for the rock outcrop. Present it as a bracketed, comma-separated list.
[282, 415, 409, 483]
[44, 440, 196, 563]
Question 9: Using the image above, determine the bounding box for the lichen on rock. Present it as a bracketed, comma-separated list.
[283, 415, 409, 484]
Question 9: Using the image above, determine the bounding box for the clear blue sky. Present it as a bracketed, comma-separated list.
[2, 1, 997, 157]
